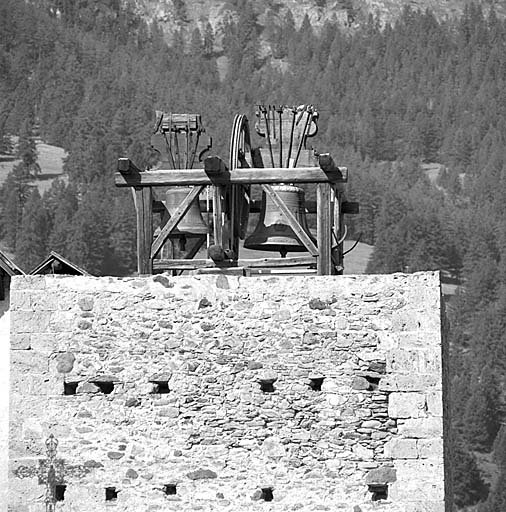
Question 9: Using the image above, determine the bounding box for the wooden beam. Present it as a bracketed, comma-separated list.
[150, 186, 205, 258]
[153, 256, 317, 271]
[132, 187, 153, 274]
[115, 166, 348, 187]
[118, 158, 142, 174]
[262, 184, 319, 257]
[204, 156, 228, 174]
[317, 183, 332, 275]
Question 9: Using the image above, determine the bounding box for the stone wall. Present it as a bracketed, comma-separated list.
[8, 272, 451, 512]
[0, 288, 10, 512]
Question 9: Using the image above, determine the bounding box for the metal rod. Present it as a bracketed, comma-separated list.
[262, 107, 275, 168]
[186, 117, 190, 168]
[293, 107, 313, 167]
[293, 108, 312, 168]
[278, 107, 283, 168]
[163, 132, 177, 169]
[286, 108, 296, 168]
[174, 131, 181, 168]
[189, 130, 200, 169]
[271, 106, 276, 140]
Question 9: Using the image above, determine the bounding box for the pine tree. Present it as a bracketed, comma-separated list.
[463, 368, 501, 452]
[0, 115, 12, 154]
[15, 118, 41, 177]
[452, 438, 489, 508]
[15, 188, 49, 271]
[202, 21, 214, 57]
[493, 424, 506, 470]
[44, 180, 78, 255]
[0, 170, 32, 249]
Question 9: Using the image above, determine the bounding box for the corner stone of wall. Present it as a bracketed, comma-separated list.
[8, 272, 451, 512]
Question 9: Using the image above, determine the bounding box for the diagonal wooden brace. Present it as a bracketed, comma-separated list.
[150, 185, 205, 258]
[262, 184, 319, 257]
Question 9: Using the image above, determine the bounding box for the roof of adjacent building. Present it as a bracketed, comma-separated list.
[29, 251, 90, 276]
[0, 250, 24, 276]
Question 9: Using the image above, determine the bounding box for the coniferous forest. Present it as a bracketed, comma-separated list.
[1, 0, 506, 509]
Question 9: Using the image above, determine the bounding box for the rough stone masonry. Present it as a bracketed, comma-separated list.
[8, 272, 452, 511]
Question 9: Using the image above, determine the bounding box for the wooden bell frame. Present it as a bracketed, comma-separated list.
[115, 106, 356, 276]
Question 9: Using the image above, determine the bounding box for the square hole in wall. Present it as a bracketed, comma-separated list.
[259, 381, 275, 393]
[308, 377, 325, 391]
[365, 376, 380, 391]
[92, 381, 115, 394]
[368, 484, 388, 501]
[150, 381, 170, 394]
[63, 382, 79, 395]
[55, 484, 66, 501]
[260, 487, 274, 501]
[105, 487, 118, 501]
[163, 484, 177, 495]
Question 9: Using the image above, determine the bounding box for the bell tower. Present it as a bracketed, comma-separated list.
[115, 105, 358, 276]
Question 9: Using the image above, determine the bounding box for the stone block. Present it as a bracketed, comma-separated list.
[11, 275, 46, 290]
[398, 418, 443, 438]
[397, 331, 442, 348]
[387, 349, 419, 373]
[186, 468, 217, 480]
[11, 351, 48, 376]
[379, 374, 440, 392]
[55, 352, 76, 373]
[351, 377, 370, 390]
[387, 349, 441, 375]
[384, 438, 418, 459]
[77, 296, 94, 311]
[388, 392, 426, 418]
[393, 460, 445, 485]
[365, 466, 397, 484]
[9, 291, 31, 311]
[10, 334, 31, 350]
[352, 444, 374, 459]
[10, 311, 50, 334]
[77, 382, 100, 394]
[417, 438, 443, 459]
[261, 436, 286, 459]
[31, 292, 61, 311]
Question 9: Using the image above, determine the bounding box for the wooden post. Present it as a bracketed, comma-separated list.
[333, 188, 344, 275]
[212, 186, 224, 248]
[204, 156, 227, 250]
[317, 183, 332, 275]
[132, 187, 153, 275]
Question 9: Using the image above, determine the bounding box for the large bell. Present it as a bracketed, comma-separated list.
[244, 185, 315, 256]
[163, 186, 209, 236]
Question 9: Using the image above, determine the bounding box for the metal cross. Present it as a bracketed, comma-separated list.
[44, 434, 58, 512]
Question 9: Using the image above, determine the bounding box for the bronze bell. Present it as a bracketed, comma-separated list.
[163, 186, 209, 236]
[244, 185, 315, 257]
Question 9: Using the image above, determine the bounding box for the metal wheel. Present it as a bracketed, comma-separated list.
[229, 114, 252, 242]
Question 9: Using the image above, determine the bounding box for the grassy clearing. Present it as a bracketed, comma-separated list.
[0, 139, 67, 194]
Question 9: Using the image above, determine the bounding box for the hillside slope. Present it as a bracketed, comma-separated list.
[129, 0, 506, 39]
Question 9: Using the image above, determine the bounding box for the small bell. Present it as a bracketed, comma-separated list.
[244, 184, 315, 257]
